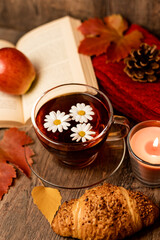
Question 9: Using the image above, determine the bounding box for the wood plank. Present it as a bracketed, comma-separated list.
[0, 125, 160, 239]
[0, 0, 159, 37]
[0, 27, 25, 44]
[0, 0, 105, 31]
[106, 0, 160, 37]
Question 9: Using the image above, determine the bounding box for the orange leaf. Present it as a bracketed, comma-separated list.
[78, 35, 113, 56]
[78, 18, 107, 36]
[0, 128, 34, 200]
[104, 14, 128, 35]
[78, 17, 117, 56]
[78, 14, 143, 62]
[0, 128, 34, 176]
[106, 30, 144, 62]
[0, 162, 16, 199]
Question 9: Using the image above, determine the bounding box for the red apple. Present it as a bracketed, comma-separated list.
[0, 47, 36, 95]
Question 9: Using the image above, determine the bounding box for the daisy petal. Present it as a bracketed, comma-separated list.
[77, 103, 81, 109]
[76, 136, 82, 142]
[62, 122, 70, 130]
[71, 127, 78, 133]
[85, 135, 94, 140]
[84, 123, 91, 131]
[44, 122, 51, 128]
[47, 126, 54, 131]
[70, 123, 95, 142]
[69, 103, 95, 123]
[58, 125, 63, 132]
[75, 115, 81, 122]
[84, 105, 92, 111]
[70, 133, 77, 138]
[82, 137, 87, 142]
[62, 114, 70, 121]
[51, 125, 58, 132]
[88, 111, 95, 115]
[77, 124, 83, 131]
[81, 103, 85, 108]
[88, 131, 96, 135]
[44, 110, 71, 133]
[50, 111, 57, 119]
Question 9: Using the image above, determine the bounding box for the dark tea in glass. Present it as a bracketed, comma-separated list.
[31, 84, 129, 167]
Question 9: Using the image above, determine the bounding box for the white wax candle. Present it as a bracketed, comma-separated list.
[130, 127, 160, 164]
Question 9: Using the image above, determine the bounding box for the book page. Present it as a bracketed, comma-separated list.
[0, 39, 15, 49]
[69, 18, 98, 89]
[0, 40, 24, 127]
[0, 92, 24, 127]
[16, 16, 98, 123]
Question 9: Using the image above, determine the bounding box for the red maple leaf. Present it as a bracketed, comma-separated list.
[0, 128, 34, 200]
[0, 162, 16, 199]
[78, 14, 143, 62]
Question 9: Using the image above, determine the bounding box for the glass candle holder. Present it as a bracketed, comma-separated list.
[127, 120, 160, 187]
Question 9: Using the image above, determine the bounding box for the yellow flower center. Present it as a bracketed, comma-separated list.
[78, 110, 85, 116]
[79, 131, 85, 137]
[53, 119, 61, 125]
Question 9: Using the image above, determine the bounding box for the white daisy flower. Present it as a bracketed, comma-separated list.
[69, 103, 95, 123]
[70, 123, 96, 142]
[44, 110, 71, 133]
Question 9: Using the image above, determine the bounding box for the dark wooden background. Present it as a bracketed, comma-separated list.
[0, 0, 159, 37]
[0, 1, 160, 240]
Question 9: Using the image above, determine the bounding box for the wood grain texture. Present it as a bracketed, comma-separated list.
[105, 0, 160, 37]
[0, 141, 160, 240]
[0, 124, 160, 240]
[0, 0, 105, 31]
[0, 5, 160, 238]
[0, 0, 159, 37]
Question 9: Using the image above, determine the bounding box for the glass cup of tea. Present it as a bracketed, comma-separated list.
[31, 83, 130, 168]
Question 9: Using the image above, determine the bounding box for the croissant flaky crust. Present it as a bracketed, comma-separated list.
[52, 183, 159, 240]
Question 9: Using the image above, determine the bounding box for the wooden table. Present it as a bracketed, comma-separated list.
[0, 28, 160, 240]
[0, 124, 160, 240]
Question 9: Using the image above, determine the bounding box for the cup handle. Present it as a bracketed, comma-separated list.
[107, 115, 130, 141]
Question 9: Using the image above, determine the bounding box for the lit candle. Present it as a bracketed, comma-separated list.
[127, 121, 160, 186]
[145, 137, 160, 157]
[130, 127, 160, 164]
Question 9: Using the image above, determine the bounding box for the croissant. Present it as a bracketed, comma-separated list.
[52, 183, 159, 240]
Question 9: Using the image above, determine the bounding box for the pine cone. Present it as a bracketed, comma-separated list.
[124, 43, 160, 82]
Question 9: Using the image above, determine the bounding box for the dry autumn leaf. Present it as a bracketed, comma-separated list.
[0, 128, 34, 200]
[32, 186, 62, 224]
[0, 162, 16, 199]
[78, 14, 143, 62]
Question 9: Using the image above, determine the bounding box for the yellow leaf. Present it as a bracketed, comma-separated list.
[31, 186, 62, 224]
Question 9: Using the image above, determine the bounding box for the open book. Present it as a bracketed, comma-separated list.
[0, 16, 98, 128]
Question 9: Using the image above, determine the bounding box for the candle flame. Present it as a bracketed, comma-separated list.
[153, 137, 159, 147]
